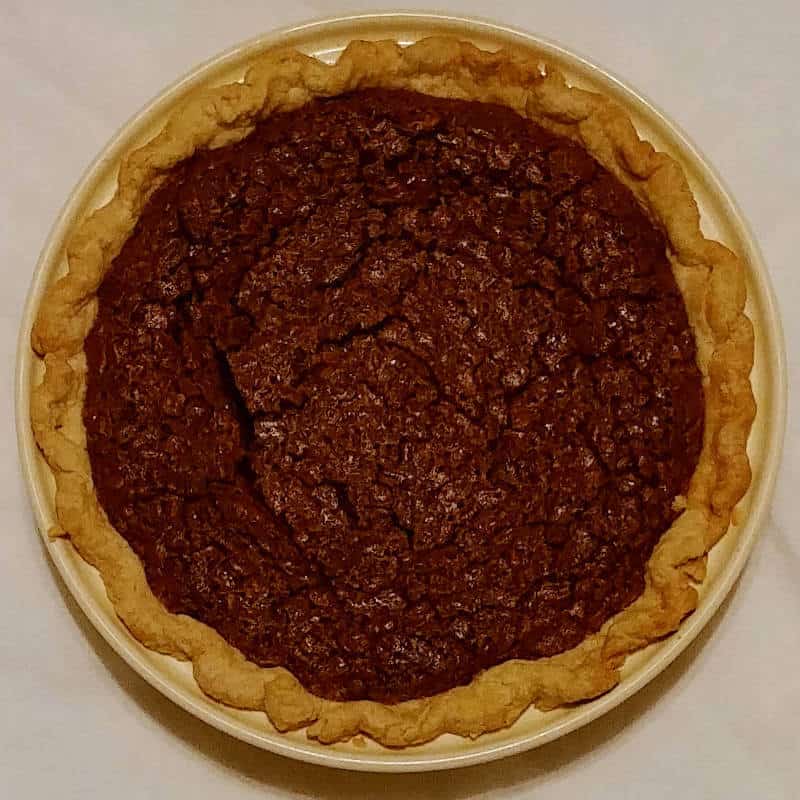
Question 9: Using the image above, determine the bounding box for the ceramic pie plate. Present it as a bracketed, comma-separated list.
[16, 12, 786, 773]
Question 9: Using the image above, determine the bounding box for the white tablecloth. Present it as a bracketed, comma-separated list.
[2, 1, 798, 797]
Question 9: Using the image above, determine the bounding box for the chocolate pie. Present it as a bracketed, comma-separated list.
[31, 38, 754, 745]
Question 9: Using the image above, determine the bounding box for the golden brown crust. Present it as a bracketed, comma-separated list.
[30, 37, 755, 746]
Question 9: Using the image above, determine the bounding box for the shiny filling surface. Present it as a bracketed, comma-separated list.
[84, 89, 704, 703]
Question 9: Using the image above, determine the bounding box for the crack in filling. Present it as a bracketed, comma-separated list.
[83, 89, 704, 703]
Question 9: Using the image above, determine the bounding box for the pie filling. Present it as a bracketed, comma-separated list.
[83, 89, 704, 703]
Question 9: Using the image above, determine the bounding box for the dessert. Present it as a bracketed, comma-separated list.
[31, 38, 754, 745]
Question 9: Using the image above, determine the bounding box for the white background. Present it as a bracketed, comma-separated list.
[2, 1, 798, 797]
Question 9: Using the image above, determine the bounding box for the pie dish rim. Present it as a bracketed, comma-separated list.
[15, 14, 784, 776]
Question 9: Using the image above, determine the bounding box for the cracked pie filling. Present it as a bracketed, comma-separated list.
[84, 89, 704, 703]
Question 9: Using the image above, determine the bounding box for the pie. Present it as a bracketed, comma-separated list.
[30, 38, 755, 746]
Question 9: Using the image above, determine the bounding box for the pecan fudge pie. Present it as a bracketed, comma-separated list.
[31, 38, 754, 746]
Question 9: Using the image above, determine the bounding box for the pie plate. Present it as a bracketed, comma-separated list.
[15, 12, 786, 772]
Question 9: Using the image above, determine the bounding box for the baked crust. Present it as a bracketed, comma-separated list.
[30, 37, 755, 746]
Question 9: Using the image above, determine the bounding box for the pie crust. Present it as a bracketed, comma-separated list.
[30, 37, 755, 746]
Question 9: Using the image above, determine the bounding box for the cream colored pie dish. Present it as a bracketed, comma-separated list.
[18, 17, 784, 770]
